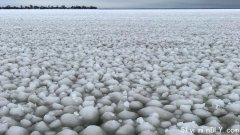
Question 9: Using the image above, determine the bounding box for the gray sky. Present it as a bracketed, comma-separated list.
[1, 0, 240, 8]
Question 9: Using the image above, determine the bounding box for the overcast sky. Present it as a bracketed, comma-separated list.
[1, 0, 240, 8]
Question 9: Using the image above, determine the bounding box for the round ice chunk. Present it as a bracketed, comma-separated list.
[85, 82, 95, 92]
[207, 99, 225, 108]
[206, 119, 222, 128]
[80, 125, 106, 135]
[6, 126, 28, 135]
[20, 119, 32, 127]
[109, 92, 123, 103]
[163, 105, 177, 112]
[165, 128, 191, 135]
[133, 94, 150, 104]
[160, 121, 171, 128]
[138, 107, 173, 120]
[45, 96, 60, 105]
[0, 123, 8, 134]
[139, 130, 157, 135]
[61, 97, 80, 106]
[102, 120, 121, 134]
[171, 99, 193, 107]
[16, 92, 29, 102]
[180, 105, 191, 113]
[80, 106, 99, 124]
[129, 101, 143, 110]
[49, 120, 61, 129]
[101, 112, 117, 122]
[193, 109, 211, 118]
[39, 74, 51, 80]
[60, 113, 80, 127]
[137, 122, 155, 133]
[30, 131, 41, 135]
[226, 103, 240, 114]
[115, 124, 135, 135]
[57, 129, 78, 135]
[145, 116, 160, 127]
[118, 110, 138, 120]
[35, 106, 49, 116]
[146, 100, 163, 107]
[34, 121, 50, 133]
[43, 114, 56, 123]
[9, 107, 25, 117]
[181, 113, 202, 124]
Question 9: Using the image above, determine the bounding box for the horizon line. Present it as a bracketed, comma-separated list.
[1, 5, 240, 10]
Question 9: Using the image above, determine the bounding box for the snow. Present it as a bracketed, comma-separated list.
[0, 9, 240, 134]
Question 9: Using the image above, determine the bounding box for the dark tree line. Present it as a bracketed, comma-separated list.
[0, 5, 97, 9]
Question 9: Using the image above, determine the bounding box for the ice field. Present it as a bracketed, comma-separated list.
[0, 9, 240, 135]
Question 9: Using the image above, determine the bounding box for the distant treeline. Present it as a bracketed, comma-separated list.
[0, 5, 97, 9]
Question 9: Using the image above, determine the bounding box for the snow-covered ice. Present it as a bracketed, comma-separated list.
[0, 9, 240, 134]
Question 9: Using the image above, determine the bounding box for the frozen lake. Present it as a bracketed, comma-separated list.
[0, 10, 240, 135]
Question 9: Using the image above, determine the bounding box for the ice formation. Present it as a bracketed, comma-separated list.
[0, 9, 240, 135]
